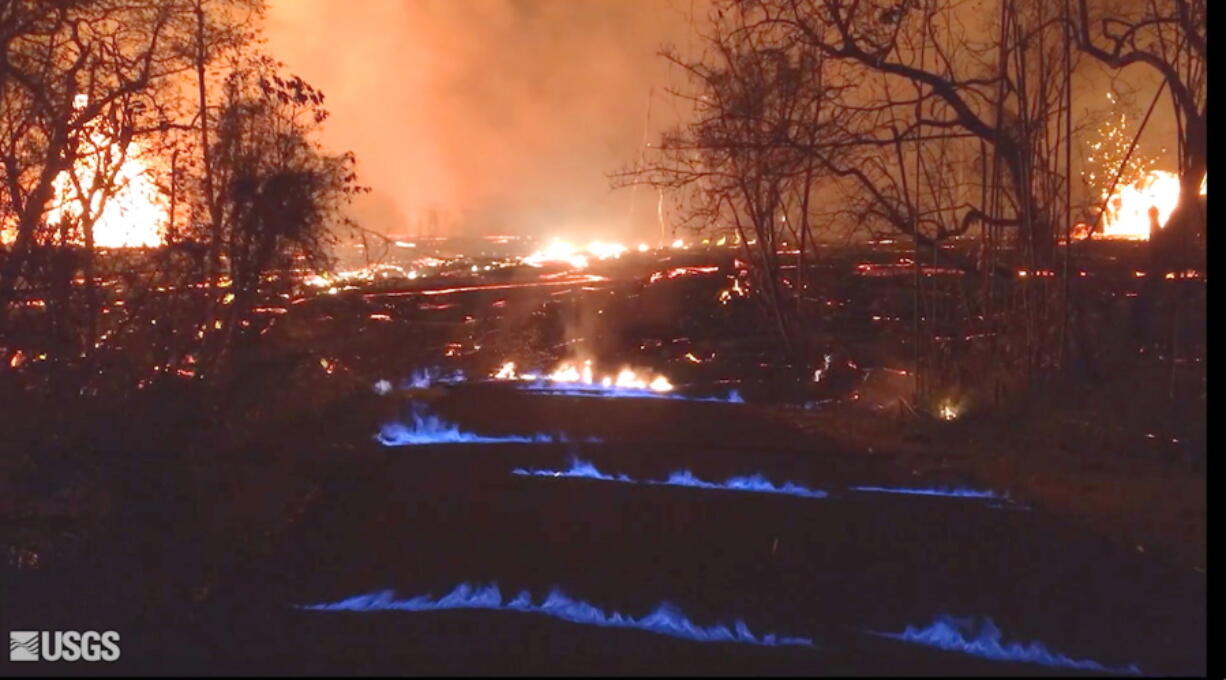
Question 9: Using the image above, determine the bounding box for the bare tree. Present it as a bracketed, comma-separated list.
[1, 0, 359, 398]
[0, 2, 188, 329]
[195, 56, 364, 380]
[617, 1, 853, 360]
[1074, 0, 1206, 269]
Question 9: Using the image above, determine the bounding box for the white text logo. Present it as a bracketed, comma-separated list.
[8, 631, 120, 662]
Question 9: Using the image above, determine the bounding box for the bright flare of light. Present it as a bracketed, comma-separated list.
[523, 240, 588, 269]
[494, 361, 518, 380]
[518, 360, 673, 393]
[1099, 170, 1195, 240]
[488, 360, 748, 402]
[648, 376, 673, 392]
[43, 97, 167, 248]
[938, 402, 960, 421]
[586, 241, 628, 260]
[522, 239, 629, 269]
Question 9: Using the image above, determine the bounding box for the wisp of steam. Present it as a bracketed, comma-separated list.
[297, 582, 814, 648]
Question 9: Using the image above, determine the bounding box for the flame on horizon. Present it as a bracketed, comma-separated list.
[522, 239, 630, 269]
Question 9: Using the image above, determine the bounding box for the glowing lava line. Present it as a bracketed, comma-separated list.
[512, 457, 828, 499]
[849, 486, 1002, 500]
[870, 615, 1140, 674]
[298, 583, 813, 648]
[377, 403, 592, 446]
[515, 384, 744, 404]
[362, 274, 609, 299]
[490, 360, 744, 403]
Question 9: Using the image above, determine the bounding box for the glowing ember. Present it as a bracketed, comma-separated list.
[306, 264, 420, 290]
[871, 615, 1140, 674]
[718, 277, 747, 304]
[649, 266, 720, 284]
[298, 583, 814, 648]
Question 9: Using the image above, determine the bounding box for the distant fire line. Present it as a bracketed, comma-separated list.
[361, 274, 610, 300]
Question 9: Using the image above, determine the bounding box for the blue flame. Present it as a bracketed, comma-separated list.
[377, 403, 589, 446]
[512, 457, 828, 499]
[850, 485, 1002, 499]
[720, 389, 745, 404]
[404, 366, 466, 389]
[389, 365, 745, 403]
[872, 615, 1140, 674]
[512, 457, 634, 483]
[662, 469, 828, 498]
[298, 583, 813, 648]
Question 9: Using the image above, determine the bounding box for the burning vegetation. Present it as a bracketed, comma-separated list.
[0, 0, 1206, 676]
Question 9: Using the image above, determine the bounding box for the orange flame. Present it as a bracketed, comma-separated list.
[522, 239, 630, 269]
[42, 96, 168, 248]
[1099, 170, 1206, 240]
[492, 359, 674, 393]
